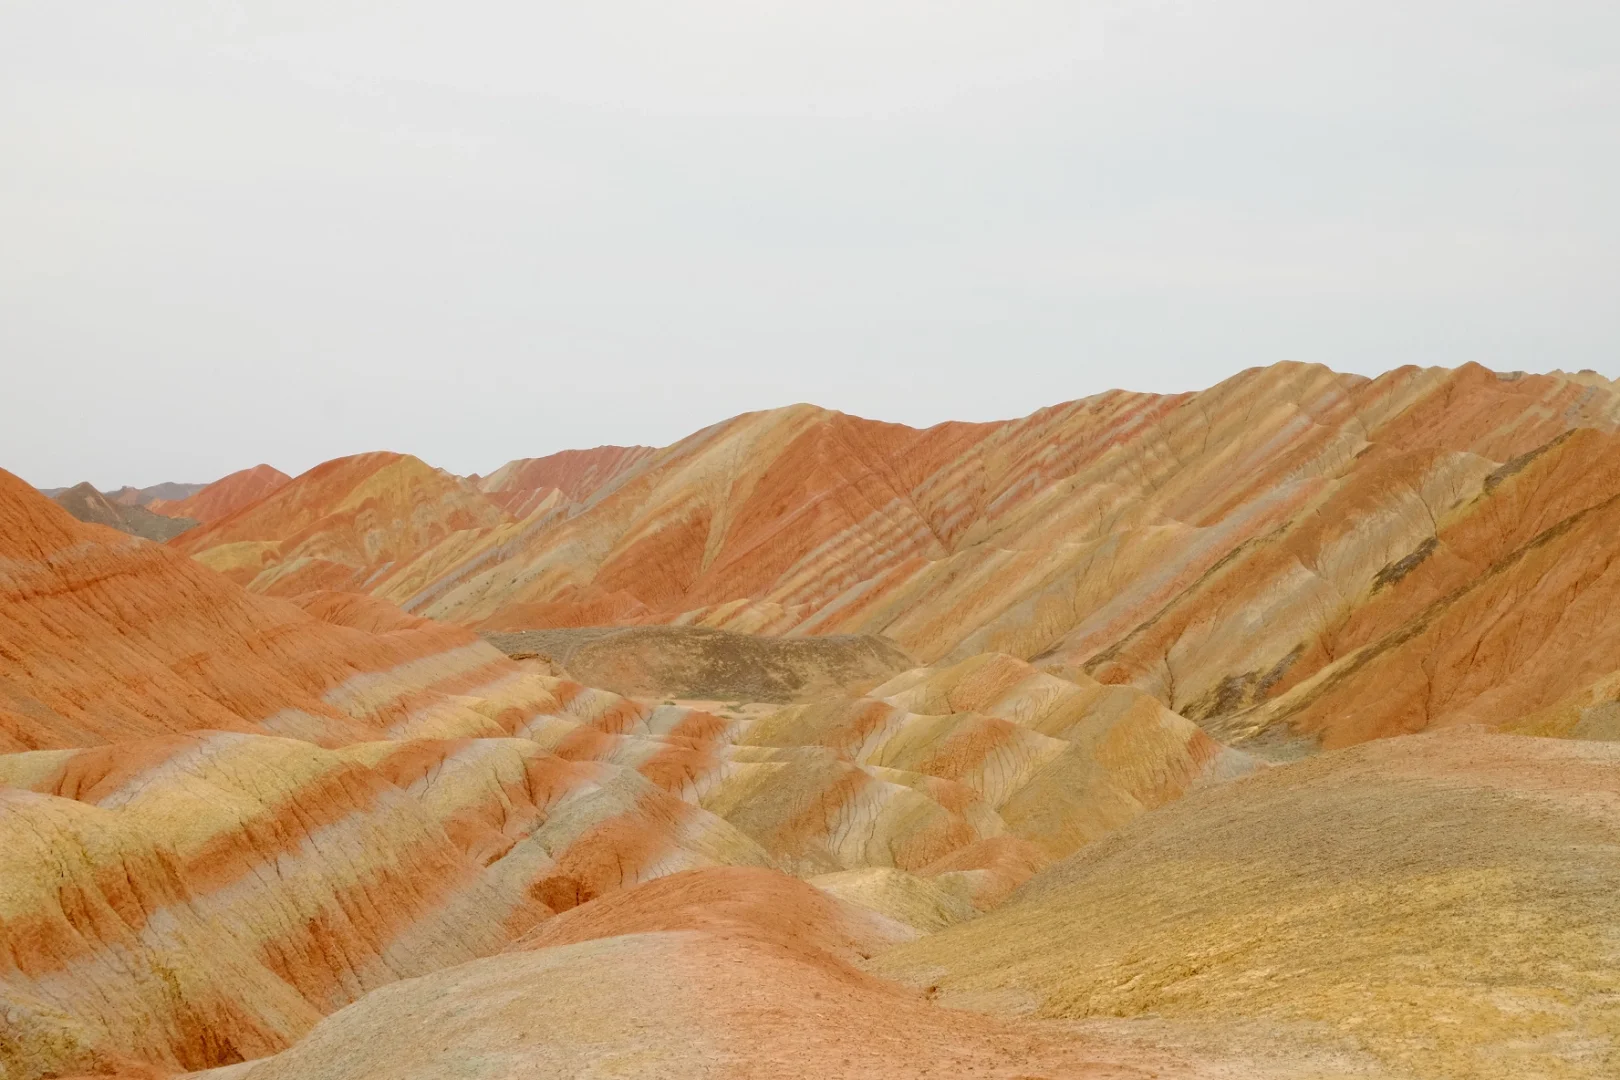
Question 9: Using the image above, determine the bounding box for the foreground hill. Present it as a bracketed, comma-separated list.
[874, 729, 1620, 1079]
[218, 867, 1331, 1080]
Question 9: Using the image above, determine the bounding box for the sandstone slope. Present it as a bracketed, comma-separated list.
[873, 729, 1620, 1079]
[151, 465, 292, 524]
[362, 362, 1620, 753]
[168, 452, 510, 596]
[0, 467, 525, 751]
[202, 867, 1351, 1080]
[474, 444, 656, 517]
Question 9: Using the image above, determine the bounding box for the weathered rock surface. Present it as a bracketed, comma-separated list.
[474, 445, 656, 518]
[169, 363, 1620, 752]
[0, 468, 521, 751]
[192, 867, 1340, 1080]
[874, 729, 1620, 1079]
[483, 624, 914, 703]
[167, 452, 509, 596]
[9, 362, 1620, 1079]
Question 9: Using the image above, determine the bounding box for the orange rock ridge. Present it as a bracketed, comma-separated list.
[150, 464, 292, 524]
[474, 444, 657, 517]
[168, 452, 509, 596]
[0, 466, 523, 752]
[172, 362, 1620, 751]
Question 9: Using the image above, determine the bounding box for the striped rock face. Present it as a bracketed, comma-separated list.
[150, 466, 292, 525]
[0, 474, 1254, 1078]
[167, 452, 509, 597]
[0, 728, 773, 1076]
[164, 362, 1619, 751]
[474, 445, 657, 518]
[0, 468, 538, 752]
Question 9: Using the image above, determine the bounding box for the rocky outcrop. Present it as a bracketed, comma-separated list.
[106, 481, 207, 508]
[483, 624, 914, 703]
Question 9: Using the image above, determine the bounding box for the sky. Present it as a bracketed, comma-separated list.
[4, 1, 1618, 489]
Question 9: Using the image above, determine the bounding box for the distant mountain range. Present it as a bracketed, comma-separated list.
[49, 482, 199, 541]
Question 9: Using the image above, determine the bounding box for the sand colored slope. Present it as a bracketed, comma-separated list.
[743, 653, 1258, 861]
[0, 734, 544, 1077]
[873, 730, 1620, 1079]
[1219, 425, 1620, 748]
[151, 465, 292, 524]
[169, 452, 509, 596]
[0, 635, 1259, 1075]
[0, 728, 774, 1077]
[210, 866, 1344, 1080]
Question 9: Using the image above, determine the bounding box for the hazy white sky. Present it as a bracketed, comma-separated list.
[4, 1, 1617, 488]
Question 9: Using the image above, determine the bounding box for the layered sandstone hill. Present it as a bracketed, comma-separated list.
[873, 729, 1620, 1080]
[168, 361, 1618, 754]
[0, 467, 525, 751]
[473, 444, 656, 517]
[51, 482, 199, 541]
[168, 452, 509, 595]
[150, 464, 291, 524]
[1, 473, 1261, 1078]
